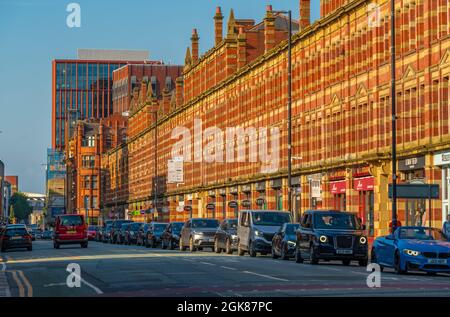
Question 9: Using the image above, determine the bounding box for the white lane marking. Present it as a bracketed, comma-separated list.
[43, 283, 67, 287]
[220, 266, 237, 271]
[200, 262, 216, 266]
[80, 276, 103, 295]
[242, 271, 289, 282]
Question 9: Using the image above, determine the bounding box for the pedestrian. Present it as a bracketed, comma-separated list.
[443, 214, 450, 237]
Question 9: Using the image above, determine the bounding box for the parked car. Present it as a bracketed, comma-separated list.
[237, 210, 292, 257]
[117, 223, 132, 244]
[136, 223, 150, 246]
[125, 222, 143, 245]
[43, 229, 53, 240]
[0, 225, 33, 252]
[33, 229, 43, 240]
[87, 225, 99, 241]
[102, 224, 113, 243]
[97, 220, 113, 242]
[294, 210, 368, 266]
[27, 227, 36, 241]
[271, 223, 300, 260]
[161, 222, 184, 250]
[179, 218, 220, 252]
[110, 220, 133, 244]
[372, 226, 450, 275]
[214, 218, 238, 254]
[145, 222, 169, 248]
[53, 214, 88, 249]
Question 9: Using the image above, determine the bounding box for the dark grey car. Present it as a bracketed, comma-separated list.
[179, 218, 220, 252]
[214, 218, 238, 254]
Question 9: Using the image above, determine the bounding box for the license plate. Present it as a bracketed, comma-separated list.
[11, 236, 22, 240]
[427, 259, 447, 265]
[67, 230, 76, 234]
[336, 249, 353, 255]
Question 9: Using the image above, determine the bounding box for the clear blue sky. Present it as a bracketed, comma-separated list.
[0, 0, 320, 194]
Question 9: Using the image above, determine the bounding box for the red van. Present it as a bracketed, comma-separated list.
[53, 214, 88, 249]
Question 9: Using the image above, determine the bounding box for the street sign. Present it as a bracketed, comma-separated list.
[206, 203, 215, 210]
[256, 198, 265, 206]
[388, 184, 439, 199]
[228, 201, 238, 208]
[184, 205, 192, 212]
[241, 200, 251, 208]
[168, 157, 184, 184]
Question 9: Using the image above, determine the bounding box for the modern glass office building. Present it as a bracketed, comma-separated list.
[51, 49, 149, 150]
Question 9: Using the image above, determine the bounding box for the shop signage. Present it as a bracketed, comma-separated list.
[291, 176, 301, 187]
[330, 180, 346, 194]
[398, 156, 425, 171]
[241, 184, 252, 193]
[228, 201, 238, 208]
[241, 200, 251, 208]
[256, 197, 266, 206]
[353, 177, 374, 191]
[256, 181, 266, 191]
[167, 157, 184, 184]
[206, 203, 215, 210]
[270, 178, 282, 189]
[229, 186, 238, 194]
[311, 180, 322, 199]
[184, 205, 192, 212]
[434, 151, 450, 166]
[176, 206, 184, 212]
[388, 184, 439, 199]
[140, 210, 146, 215]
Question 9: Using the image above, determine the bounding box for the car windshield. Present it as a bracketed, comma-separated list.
[6, 228, 27, 236]
[399, 227, 447, 241]
[228, 220, 238, 229]
[314, 213, 361, 230]
[154, 224, 167, 232]
[192, 219, 219, 228]
[171, 223, 184, 232]
[285, 224, 300, 234]
[60, 216, 83, 226]
[251, 212, 292, 226]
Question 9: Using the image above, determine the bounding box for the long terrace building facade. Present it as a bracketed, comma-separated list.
[101, 0, 450, 239]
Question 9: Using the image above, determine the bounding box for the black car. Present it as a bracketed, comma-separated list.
[161, 222, 184, 250]
[0, 225, 33, 252]
[136, 223, 150, 246]
[272, 223, 300, 260]
[145, 222, 169, 248]
[117, 223, 132, 244]
[102, 224, 113, 243]
[110, 220, 133, 243]
[124, 222, 143, 245]
[179, 218, 220, 252]
[214, 218, 238, 254]
[294, 210, 369, 266]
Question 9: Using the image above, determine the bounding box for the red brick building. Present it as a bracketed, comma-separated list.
[100, 0, 450, 238]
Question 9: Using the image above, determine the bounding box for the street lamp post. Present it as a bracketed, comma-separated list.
[270, 9, 293, 220]
[154, 110, 158, 222]
[390, 0, 398, 233]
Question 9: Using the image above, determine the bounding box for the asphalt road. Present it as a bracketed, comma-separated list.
[0, 240, 449, 297]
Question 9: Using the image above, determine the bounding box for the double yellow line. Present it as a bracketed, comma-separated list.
[10, 270, 33, 297]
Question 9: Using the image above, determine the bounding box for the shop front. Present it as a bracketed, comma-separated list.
[434, 151, 450, 223]
[207, 190, 216, 218]
[229, 186, 239, 218]
[240, 184, 252, 210]
[218, 189, 227, 219]
[270, 179, 283, 210]
[398, 156, 427, 226]
[330, 180, 346, 211]
[255, 181, 267, 210]
[353, 176, 375, 238]
[308, 174, 322, 209]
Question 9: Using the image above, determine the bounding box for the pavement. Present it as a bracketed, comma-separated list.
[0, 240, 449, 297]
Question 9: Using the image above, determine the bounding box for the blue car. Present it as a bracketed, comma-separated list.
[371, 226, 450, 275]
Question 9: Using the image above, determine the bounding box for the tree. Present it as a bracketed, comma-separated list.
[10, 192, 32, 222]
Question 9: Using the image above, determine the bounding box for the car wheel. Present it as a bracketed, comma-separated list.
[249, 241, 257, 257]
[237, 243, 245, 256]
[145, 238, 150, 248]
[54, 242, 60, 249]
[179, 240, 185, 251]
[295, 246, 304, 263]
[309, 245, 318, 264]
[169, 240, 174, 250]
[271, 245, 279, 259]
[151, 239, 156, 248]
[214, 239, 221, 254]
[342, 260, 351, 266]
[358, 259, 368, 267]
[394, 251, 407, 275]
[280, 244, 288, 260]
[27, 246, 33, 251]
[370, 248, 384, 272]
[161, 240, 167, 249]
[225, 239, 233, 255]
[189, 237, 196, 252]
[81, 242, 88, 248]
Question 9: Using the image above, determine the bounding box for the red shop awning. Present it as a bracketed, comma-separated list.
[353, 177, 374, 191]
[330, 180, 346, 194]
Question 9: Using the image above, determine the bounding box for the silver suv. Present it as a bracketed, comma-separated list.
[237, 210, 292, 257]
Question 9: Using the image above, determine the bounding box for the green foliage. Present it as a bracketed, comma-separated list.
[10, 192, 33, 221]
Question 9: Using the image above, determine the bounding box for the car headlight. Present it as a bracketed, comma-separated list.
[319, 235, 328, 243]
[404, 249, 421, 257]
[359, 236, 367, 244]
[287, 241, 296, 248]
[231, 234, 238, 240]
[255, 230, 263, 237]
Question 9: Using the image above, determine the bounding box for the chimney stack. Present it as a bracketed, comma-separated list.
[214, 7, 224, 46]
[237, 27, 247, 68]
[264, 5, 276, 53]
[191, 28, 199, 62]
[299, 0, 311, 30]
